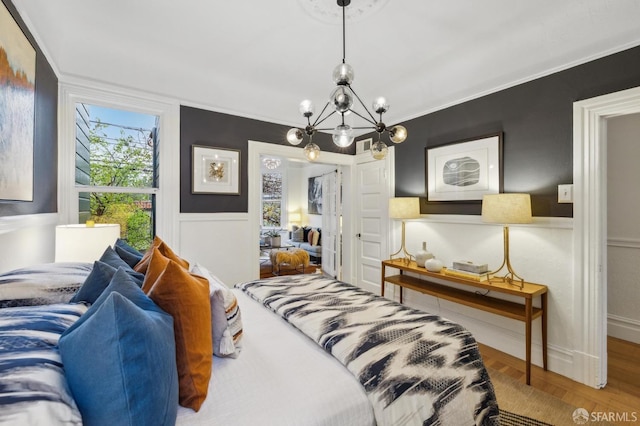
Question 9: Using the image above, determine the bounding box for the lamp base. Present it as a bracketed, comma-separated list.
[488, 225, 525, 289]
[488, 269, 525, 289]
[390, 248, 413, 265]
[390, 220, 413, 265]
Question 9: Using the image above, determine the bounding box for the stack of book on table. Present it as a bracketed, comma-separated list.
[443, 261, 489, 282]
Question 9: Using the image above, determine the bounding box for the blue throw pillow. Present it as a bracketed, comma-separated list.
[99, 246, 144, 285]
[69, 261, 117, 304]
[59, 269, 178, 426]
[114, 239, 143, 268]
[115, 238, 143, 257]
[65, 268, 146, 334]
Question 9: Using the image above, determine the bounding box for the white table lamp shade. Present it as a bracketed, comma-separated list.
[482, 194, 532, 224]
[55, 224, 121, 263]
[289, 213, 301, 223]
[389, 197, 420, 219]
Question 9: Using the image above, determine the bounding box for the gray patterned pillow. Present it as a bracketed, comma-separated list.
[191, 263, 243, 358]
[292, 227, 304, 242]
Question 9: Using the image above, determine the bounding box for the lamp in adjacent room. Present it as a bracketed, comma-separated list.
[55, 223, 121, 263]
[288, 211, 302, 229]
[389, 197, 420, 264]
[481, 193, 532, 288]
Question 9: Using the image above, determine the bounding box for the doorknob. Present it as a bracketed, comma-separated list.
[356, 233, 361, 239]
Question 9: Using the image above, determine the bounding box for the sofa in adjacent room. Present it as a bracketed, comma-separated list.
[287, 226, 322, 263]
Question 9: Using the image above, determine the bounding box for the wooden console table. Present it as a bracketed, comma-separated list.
[381, 258, 548, 385]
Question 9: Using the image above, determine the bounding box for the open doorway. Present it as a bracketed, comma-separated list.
[606, 113, 640, 346]
[604, 113, 640, 393]
[573, 85, 640, 388]
[257, 155, 337, 278]
[248, 141, 355, 282]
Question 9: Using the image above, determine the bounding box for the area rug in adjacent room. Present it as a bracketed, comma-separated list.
[259, 259, 320, 279]
[489, 368, 613, 426]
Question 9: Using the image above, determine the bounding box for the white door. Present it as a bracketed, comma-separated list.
[322, 170, 341, 278]
[354, 150, 393, 294]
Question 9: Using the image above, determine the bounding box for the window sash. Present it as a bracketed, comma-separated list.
[261, 171, 284, 228]
[74, 185, 158, 194]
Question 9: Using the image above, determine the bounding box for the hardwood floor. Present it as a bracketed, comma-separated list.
[479, 337, 640, 420]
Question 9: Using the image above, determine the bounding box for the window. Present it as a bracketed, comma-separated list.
[75, 103, 158, 250]
[261, 171, 282, 228]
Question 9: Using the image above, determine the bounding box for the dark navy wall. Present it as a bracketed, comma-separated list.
[3, 0, 638, 219]
[181, 46, 640, 217]
[385, 45, 640, 217]
[179, 106, 346, 213]
[0, 0, 58, 217]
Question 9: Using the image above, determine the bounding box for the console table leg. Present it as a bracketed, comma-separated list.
[525, 298, 532, 385]
[381, 265, 386, 297]
[542, 292, 548, 371]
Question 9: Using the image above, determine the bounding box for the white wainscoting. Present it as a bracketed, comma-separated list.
[0, 213, 58, 273]
[607, 238, 640, 343]
[177, 213, 251, 288]
[388, 214, 576, 379]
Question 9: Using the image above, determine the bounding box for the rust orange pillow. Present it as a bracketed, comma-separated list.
[140, 247, 170, 294]
[147, 260, 212, 411]
[134, 236, 189, 274]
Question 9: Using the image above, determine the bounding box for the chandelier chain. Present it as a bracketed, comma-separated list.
[342, 4, 346, 64]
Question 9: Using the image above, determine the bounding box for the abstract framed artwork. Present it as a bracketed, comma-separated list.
[426, 133, 502, 201]
[308, 176, 322, 214]
[0, 2, 36, 201]
[192, 145, 240, 194]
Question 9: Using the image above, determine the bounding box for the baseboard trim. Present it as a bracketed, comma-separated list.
[608, 314, 640, 344]
[572, 350, 606, 388]
[446, 308, 574, 381]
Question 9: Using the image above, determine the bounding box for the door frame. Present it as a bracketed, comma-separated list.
[572, 85, 640, 388]
[248, 141, 355, 280]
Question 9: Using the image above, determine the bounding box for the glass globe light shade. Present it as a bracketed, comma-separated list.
[303, 142, 320, 162]
[286, 128, 304, 146]
[389, 125, 408, 143]
[332, 62, 354, 85]
[299, 100, 315, 117]
[332, 124, 354, 148]
[371, 140, 388, 160]
[372, 97, 389, 114]
[330, 86, 354, 113]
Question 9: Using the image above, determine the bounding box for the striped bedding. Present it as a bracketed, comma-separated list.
[237, 274, 500, 426]
[0, 263, 92, 308]
[0, 303, 88, 425]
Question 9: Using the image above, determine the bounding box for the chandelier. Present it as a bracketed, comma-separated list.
[286, 0, 408, 161]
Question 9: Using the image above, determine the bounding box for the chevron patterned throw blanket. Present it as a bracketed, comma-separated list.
[237, 275, 500, 426]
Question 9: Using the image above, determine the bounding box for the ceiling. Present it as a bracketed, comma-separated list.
[14, 0, 640, 133]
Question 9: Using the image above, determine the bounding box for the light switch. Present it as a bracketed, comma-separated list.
[558, 184, 573, 203]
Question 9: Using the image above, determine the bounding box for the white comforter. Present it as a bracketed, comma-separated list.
[176, 289, 375, 426]
[237, 275, 500, 426]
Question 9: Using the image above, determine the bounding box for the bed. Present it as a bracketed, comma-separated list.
[0, 241, 500, 426]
